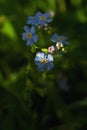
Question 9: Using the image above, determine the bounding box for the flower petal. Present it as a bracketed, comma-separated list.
[33, 34, 38, 42]
[34, 57, 42, 62]
[51, 33, 58, 42]
[22, 35, 28, 40]
[24, 26, 30, 32]
[62, 41, 69, 45]
[47, 54, 53, 61]
[31, 26, 35, 34]
[60, 36, 67, 40]
[37, 63, 46, 71]
[36, 12, 41, 17]
[27, 16, 34, 24]
[36, 52, 45, 59]
[47, 62, 54, 70]
[22, 33, 28, 40]
[28, 16, 34, 20]
[26, 39, 33, 46]
[45, 13, 50, 18]
[47, 18, 52, 23]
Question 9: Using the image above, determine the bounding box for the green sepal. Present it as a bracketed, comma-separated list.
[31, 45, 37, 53]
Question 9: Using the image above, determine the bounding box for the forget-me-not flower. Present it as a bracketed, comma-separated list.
[51, 33, 69, 45]
[22, 26, 38, 46]
[34, 52, 54, 71]
[35, 12, 52, 26]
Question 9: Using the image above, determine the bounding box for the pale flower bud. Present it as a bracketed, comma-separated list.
[56, 42, 63, 49]
[48, 45, 55, 54]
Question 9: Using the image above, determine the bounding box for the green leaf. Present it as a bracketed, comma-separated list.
[1, 18, 17, 41]
[41, 48, 48, 54]
[31, 45, 36, 53]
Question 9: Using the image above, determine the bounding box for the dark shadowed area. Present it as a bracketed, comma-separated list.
[0, 0, 87, 130]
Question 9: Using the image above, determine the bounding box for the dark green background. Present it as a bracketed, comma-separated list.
[0, 0, 87, 130]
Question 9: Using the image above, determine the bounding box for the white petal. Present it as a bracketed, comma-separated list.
[36, 52, 45, 59]
[47, 54, 53, 61]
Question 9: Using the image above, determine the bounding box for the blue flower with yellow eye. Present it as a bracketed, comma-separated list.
[35, 12, 52, 26]
[51, 33, 69, 45]
[34, 52, 54, 71]
[22, 26, 38, 46]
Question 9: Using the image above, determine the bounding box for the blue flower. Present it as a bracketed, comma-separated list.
[34, 52, 54, 71]
[51, 33, 69, 45]
[35, 12, 52, 26]
[26, 16, 38, 26]
[22, 26, 38, 46]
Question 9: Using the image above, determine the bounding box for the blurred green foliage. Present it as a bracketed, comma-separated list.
[0, 0, 87, 130]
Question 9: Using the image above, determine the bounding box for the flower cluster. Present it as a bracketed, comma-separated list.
[22, 11, 69, 71]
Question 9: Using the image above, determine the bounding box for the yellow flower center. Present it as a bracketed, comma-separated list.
[58, 37, 62, 41]
[42, 59, 47, 64]
[27, 33, 32, 38]
[40, 16, 46, 21]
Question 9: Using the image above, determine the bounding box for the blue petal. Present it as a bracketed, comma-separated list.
[47, 62, 54, 70]
[37, 63, 46, 71]
[34, 57, 42, 62]
[22, 33, 28, 40]
[47, 54, 53, 62]
[45, 13, 50, 18]
[31, 26, 35, 34]
[62, 41, 69, 45]
[28, 16, 34, 20]
[41, 52, 46, 59]
[37, 52, 46, 59]
[27, 16, 34, 24]
[27, 15, 39, 26]
[33, 35, 38, 42]
[47, 18, 52, 23]
[26, 39, 34, 46]
[22, 32, 26, 36]
[36, 12, 41, 17]
[39, 52, 45, 58]
[61, 36, 67, 40]
[27, 16, 33, 23]
[22, 35, 28, 40]
[51, 33, 58, 42]
[27, 20, 32, 24]
[35, 52, 46, 62]
[36, 52, 43, 58]
[34, 52, 44, 62]
[24, 26, 30, 32]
